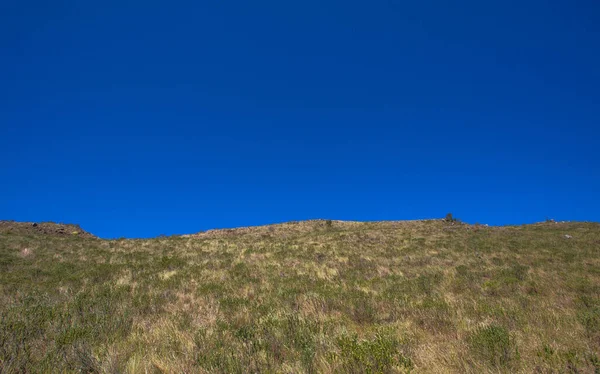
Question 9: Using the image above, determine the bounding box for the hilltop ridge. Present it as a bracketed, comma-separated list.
[0, 218, 594, 240]
[183, 219, 447, 240]
[0, 220, 96, 238]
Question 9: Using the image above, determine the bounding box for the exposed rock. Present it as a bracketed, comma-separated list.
[20, 248, 32, 257]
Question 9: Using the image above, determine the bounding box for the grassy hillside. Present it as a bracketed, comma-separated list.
[1, 219, 599, 373]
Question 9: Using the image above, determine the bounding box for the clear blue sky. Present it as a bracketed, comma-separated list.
[1, 0, 599, 238]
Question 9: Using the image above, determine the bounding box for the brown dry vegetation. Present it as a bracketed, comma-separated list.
[1, 219, 599, 373]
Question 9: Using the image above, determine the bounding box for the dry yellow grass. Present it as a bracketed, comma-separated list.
[1, 219, 599, 373]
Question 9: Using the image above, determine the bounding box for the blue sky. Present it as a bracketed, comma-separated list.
[1, 0, 599, 238]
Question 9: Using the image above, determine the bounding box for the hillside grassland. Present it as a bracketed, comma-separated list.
[1, 219, 599, 373]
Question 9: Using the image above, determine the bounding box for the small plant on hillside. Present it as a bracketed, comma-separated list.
[445, 213, 457, 223]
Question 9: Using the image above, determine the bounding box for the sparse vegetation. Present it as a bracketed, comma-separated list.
[1, 219, 599, 373]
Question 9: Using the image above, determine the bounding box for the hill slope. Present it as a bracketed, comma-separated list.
[1, 219, 599, 373]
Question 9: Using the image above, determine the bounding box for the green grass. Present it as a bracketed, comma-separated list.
[1, 219, 599, 373]
[468, 324, 517, 368]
